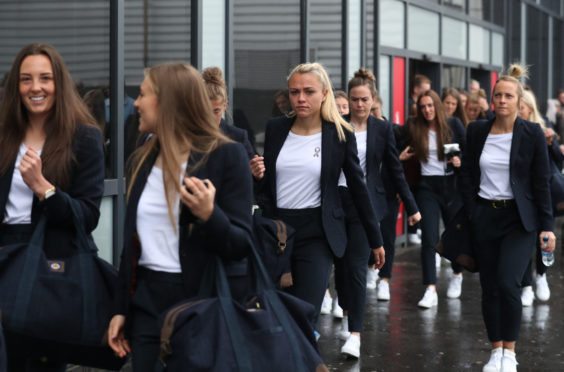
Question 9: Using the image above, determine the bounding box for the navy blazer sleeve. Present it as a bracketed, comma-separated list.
[382, 122, 418, 216]
[530, 125, 554, 231]
[39, 124, 105, 234]
[195, 142, 254, 260]
[342, 130, 384, 248]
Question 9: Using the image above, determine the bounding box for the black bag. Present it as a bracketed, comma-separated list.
[157, 242, 328, 372]
[252, 214, 295, 289]
[0, 194, 124, 370]
[550, 162, 564, 216]
[436, 206, 478, 273]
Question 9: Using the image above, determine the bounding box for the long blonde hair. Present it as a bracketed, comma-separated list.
[521, 89, 546, 129]
[127, 62, 230, 227]
[287, 62, 352, 142]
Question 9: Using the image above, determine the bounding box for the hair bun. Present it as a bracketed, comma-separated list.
[202, 66, 225, 86]
[354, 67, 376, 82]
[506, 63, 529, 80]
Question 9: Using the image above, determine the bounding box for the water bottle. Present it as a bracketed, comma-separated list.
[542, 234, 555, 267]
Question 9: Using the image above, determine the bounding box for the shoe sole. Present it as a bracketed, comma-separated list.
[341, 348, 360, 359]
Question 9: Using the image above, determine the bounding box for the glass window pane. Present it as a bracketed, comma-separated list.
[310, 0, 342, 89]
[442, 17, 467, 59]
[492, 0, 505, 26]
[233, 0, 300, 154]
[379, 55, 391, 121]
[92, 196, 114, 264]
[469, 0, 485, 20]
[348, 0, 362, 80]
[366, 0, 375, 72]
[491, 32, 504, 67]
[379, 0, 405, 49]
[407, 6, 439, 55]
[541, 0, 561, 14]
[443, 0, 466, 13]
[203, 0, 225, 71]
[469, 24, 490, 64]
[442, 64, 466, 91]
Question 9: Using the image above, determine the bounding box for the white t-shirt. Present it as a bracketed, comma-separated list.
[137, 165, 185, 273]
[4, 144, 39, 224]
[276, 131, 322, 209]
[420, 130, 448, 176]
[338, 130, 367, 187]
[479, 133, 514, 200]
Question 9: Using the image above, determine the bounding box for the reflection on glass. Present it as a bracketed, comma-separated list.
[469, 25, 490, 64]
[202, 0, 226, 71]
[380, 0, 405, 49]
[348, 0, 361, 81]
[491, 32, 504, 67]
[379, 55, 391, 121]
[469, 0, 484, 20]
[233, 0, 300, 154]
[442, 17, 467, 60]
[443, 0, 466, 13]
[442, 65, 466, 91]
[407, 6, 439, 55]
[310, 0, 342, 88]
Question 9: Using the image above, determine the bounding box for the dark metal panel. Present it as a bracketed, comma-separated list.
[191, 0, 202, 69]
[342, 0, 349, 90]
[301, 0, 310, 62]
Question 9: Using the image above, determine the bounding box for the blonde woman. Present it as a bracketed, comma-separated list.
[108, 63, 253, 370]
[460, 65, 555, 371]
[253, 63, 384, 332]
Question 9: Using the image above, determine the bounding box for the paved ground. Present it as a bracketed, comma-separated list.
[71, 220, 564, 372]
[318, 238, 564, 371]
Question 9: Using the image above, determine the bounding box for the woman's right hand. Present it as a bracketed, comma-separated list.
[250, 155, 265, 180]
[399, 146, 414, 162]
[108, 315, 131, 358]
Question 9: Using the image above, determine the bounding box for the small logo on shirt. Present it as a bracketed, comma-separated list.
[313, 147, 321, 158]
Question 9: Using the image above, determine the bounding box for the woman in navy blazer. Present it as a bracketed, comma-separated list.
[253, 63, 384, 332]
[333, 68, 420, 358]
[108, 63, 253, 370]
[459, 65, 555, 371]
[398, 89, 466, 308]
[0, 43, 104, 372]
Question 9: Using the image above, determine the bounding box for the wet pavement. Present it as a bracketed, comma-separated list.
[318, 228, 564, 371]
[71, 220, 564, 372]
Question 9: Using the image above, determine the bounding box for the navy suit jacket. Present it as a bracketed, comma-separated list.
[0, 124, 104, 257]
[345, 115, 418, 220]
[259, 115, 381, 257]
[459, 117, 553, 232]
[114, 141, 253, 315]
[220, 118, 256, 160]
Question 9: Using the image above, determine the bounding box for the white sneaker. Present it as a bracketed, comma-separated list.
[482, 347, 502, 372]
[377, 280, 390, 301]
[535, 273, 551, 301]
[366, 268, 378, 289]
[332, 298, 344, 319]
[337, 316, 351, 340]
[521, 286, 534, 307]
[447, 273, 463, 299]
[340, 334, 360, 358]
[320, 292, 332, 315]
[435, 253, 442, 269]
[408, 233, 421, 245]
[417, 287, 438, 308]
[417, 228, 422, 237]
[501, 349, 518, 372]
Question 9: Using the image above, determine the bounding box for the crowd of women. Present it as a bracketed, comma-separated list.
[0, 42, 557, 372]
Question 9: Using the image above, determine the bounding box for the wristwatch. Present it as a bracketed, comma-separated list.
[43, 186, 56, 200]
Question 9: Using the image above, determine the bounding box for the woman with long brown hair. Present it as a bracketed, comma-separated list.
[107, 62, 253, 370]
[399, 90, 466, 308]
[0, 43, 105, 371]
[442, 88, 469, 128]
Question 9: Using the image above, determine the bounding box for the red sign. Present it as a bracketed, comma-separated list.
[392, 57, 406, 125]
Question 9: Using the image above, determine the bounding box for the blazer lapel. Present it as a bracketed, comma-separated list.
[321, 120, 333, 201]
[509, 118, 523, 171]
[0, 164, 15, 221]
[127, 148, 158, 225]
[268, 118, 293, 202]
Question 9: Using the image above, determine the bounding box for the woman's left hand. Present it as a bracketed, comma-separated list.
[180, 177, 215, 222]
[448, 156, 461, 168]
[19, 146, 53, 199]
[539, 231, 556, 253]
[372, 247, 385, 270]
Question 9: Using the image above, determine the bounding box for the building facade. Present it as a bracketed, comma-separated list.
[1, 0, 563, 263]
